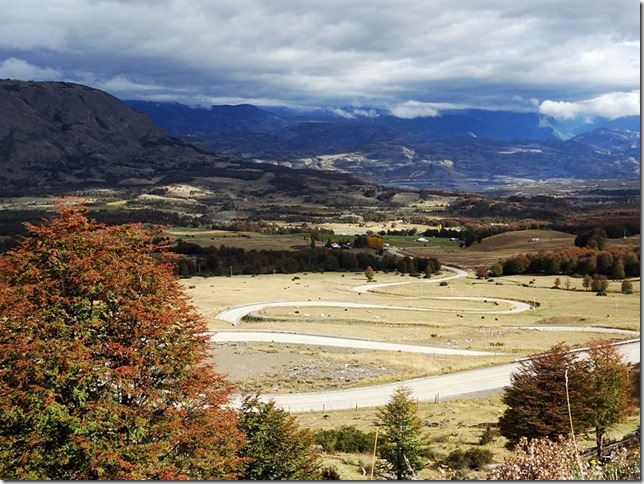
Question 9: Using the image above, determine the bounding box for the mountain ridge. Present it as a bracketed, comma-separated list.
[0, 80, 379, 212]
[125, 100, 640, 191]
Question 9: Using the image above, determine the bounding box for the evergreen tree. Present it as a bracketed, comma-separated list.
[376, 386, 425, 480]
[237, 396, 321, 480]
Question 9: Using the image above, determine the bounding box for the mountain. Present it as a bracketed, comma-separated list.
[0, 80, 379, 215]
[125, 101, 640, 191]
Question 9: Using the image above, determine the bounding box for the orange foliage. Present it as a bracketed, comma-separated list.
[0, 200, 245, 480]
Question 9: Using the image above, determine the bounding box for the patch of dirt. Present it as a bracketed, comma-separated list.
[534, 316, 589, 325]
[208, 343, 394, 394]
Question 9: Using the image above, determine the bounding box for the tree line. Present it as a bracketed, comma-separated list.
[172, 239, 442, 277]
[490, 245, 640, 279]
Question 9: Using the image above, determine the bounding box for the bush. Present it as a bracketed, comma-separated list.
[621, 279, 633, 294]
[463, 447, 494, 468]
[439, 281, 448, 286]
[321, 466, 341, 480]
[479, 425, 500, 445]
[444, 447, 494, 470]
[314, 426, 376, 454]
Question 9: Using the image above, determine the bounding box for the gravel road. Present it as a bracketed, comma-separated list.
[249, 341, 640, 412]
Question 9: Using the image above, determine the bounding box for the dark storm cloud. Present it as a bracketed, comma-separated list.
[0, 0, 639, 119]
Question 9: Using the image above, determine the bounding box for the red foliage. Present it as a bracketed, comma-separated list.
[0, 201, 245, 480]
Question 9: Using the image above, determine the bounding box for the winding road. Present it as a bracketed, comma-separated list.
[212, 264, 640, 412]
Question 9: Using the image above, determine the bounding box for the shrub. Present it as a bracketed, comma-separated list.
[313, 426, 376, 454]
[487, 437, 581, 480]
[444, 447, 493, 470]
[621, 279, 633, 294]
[321, 466, 341, 480]
[479, 425, 500, 445]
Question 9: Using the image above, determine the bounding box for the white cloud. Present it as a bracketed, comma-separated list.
[389, 101, 466, 119]
[539, 91, 640, 120]
[390, 101, 440, 118]
[329, 107, 380, 119]
[0, 57, 62, 80]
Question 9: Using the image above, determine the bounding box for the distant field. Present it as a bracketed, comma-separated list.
[165, 228, 310, 250]
[164, 225, 459, 250]
[167, 227, 614, 268]
[405, 228, 600, 268]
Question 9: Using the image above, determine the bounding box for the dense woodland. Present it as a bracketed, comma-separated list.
[494, 245, 640, 279]
[172, 239, 442, 277]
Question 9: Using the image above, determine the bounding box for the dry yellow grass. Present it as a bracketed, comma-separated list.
[184, 264, 639, 395]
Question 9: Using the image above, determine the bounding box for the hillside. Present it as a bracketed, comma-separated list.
[0, 80, 381, 217]
[125, 101, 641, 191]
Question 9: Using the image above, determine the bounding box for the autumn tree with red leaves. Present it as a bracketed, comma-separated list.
[0, 202, 246, 480]
[498, 343, 586, 449]
[498, 341, 636, 455]
[577, 340, 635, 457]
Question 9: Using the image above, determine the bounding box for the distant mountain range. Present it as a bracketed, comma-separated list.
[125, 100, 641, 191]
[0, 79, 638, 199]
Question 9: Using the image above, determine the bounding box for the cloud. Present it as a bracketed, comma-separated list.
[390, 102, 439, 118]
[539, 91, 640, 120]
[0, 0, 638, 113]
[329, 107, 380, 119]
[0, 57, 62, 80]
[389, 101, 465, 118]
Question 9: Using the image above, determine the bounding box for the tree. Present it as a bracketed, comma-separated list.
[577, 341, 634, 457]
[376, 386, 426, 480]
[591, 275, 609, 296]
[611, 258, 626, 280]
[582, 273, 593, 291]
[499, 341, 636, 456]
[489, 262, 503, 278]
[498, 343, 586, 449]
[0, 202, 245, 480]
[574, 228, 607, 250]
[475, 265, 488, 279]
[237, 396, 321, 480]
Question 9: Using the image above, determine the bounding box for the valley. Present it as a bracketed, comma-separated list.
[0, 80, 639, 480]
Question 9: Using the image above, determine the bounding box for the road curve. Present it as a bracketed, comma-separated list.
[351, 265, 467, 293]
[212, 261, 639, 412]
[215, 296, 531, 325]
[249, 341, 640, 413]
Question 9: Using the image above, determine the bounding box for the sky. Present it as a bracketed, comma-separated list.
[0, 0, 640, 121]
